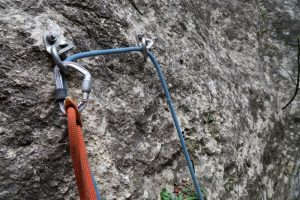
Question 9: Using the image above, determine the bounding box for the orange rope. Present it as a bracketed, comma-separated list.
[65, 97, 97, 200]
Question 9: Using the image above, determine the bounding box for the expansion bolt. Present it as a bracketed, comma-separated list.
[46, 32, 57, 44]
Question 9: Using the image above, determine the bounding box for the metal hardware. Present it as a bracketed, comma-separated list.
[43, 32, 74, 70]
[136, 34, 154, 60]
[54, 61, 92, 114]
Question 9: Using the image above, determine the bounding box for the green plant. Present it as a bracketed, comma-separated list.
[160, 187, 196, 200]
[256, 0, 269, 39]
[200, 183, 208, 199]
[257, 0, 268, 19]
[185, 139, 198, 152]
[209, 124, 220, 136]
[160, 188, 173, 200]
[207, 114, 214, 124]
[259, 4, 267, 18]
[160, 180, 207, 200]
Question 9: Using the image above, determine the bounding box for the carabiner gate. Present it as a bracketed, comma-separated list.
[54, 61, 92, 114]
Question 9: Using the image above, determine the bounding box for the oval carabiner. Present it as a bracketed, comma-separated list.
[54, 61, 92, 114]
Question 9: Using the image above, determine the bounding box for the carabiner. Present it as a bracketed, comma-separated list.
[54, 61, 92, 114]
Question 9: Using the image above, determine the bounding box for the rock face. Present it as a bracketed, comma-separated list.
[0, 0, 299, 199]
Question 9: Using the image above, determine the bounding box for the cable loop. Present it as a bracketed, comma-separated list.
[51, 45, 65, 70]
[136, 34, 154, 60]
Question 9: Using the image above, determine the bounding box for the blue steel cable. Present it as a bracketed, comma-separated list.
[65, 46, 143, 61]
[91, 171, 101, 200]
[148, 51, 204, 200]
[64, 47, 204, 200]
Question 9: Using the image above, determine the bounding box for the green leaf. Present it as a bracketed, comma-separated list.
[177, 192, 183, 200]
[185, 196, 197, 200]
[207, 114, 214, 123]
[182, 186, 192, 194]
[184, 191, 197, 200]
[160, 188, 172, 200]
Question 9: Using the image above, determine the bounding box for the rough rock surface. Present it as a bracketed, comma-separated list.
[0, 0, 299, 199]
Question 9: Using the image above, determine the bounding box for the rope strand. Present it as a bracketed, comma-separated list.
[65, 98, 99, 200]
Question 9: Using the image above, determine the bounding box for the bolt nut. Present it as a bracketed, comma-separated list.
[46, 33, 57, 44]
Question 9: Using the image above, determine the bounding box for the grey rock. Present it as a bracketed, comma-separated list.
[0, 0, 299, 199]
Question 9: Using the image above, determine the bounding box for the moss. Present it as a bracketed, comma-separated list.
[224, 182, 234, 192]
[186, 139, 199, 152]
[256, 0, 268, 20]
[224, 177, 238, 192]
[259, 42, 281, 58]
[258, 2, 268, 19]
[203, 111, 216, 124]
[256, 0, 269, 39]
[209, 124, 220, 136]
[207, 114, 215, 124]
